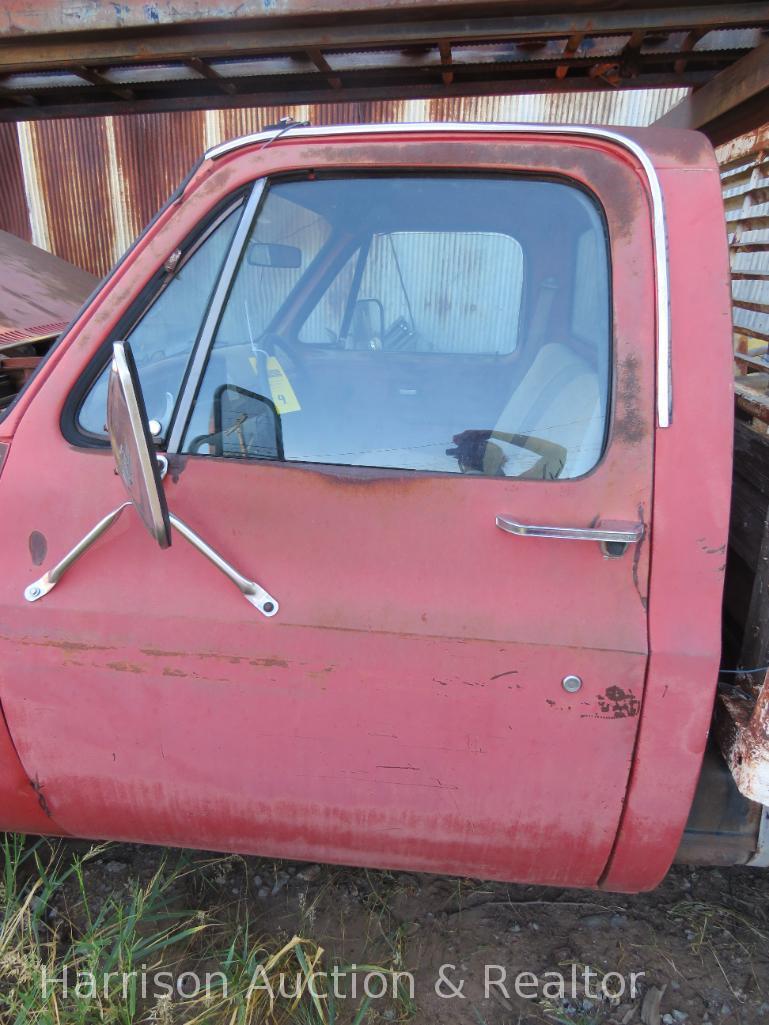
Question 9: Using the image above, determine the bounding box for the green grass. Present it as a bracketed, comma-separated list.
[0, 836, 414, 1025]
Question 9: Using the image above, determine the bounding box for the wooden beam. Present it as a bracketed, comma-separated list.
[656, 37, 769, 138]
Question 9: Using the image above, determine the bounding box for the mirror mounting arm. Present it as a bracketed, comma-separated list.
[169, 514, 278, 616]
[24, 503, 131, 602]
[24, 504, 278, 616]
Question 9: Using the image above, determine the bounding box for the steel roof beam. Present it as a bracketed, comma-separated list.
[72, 66, 134, 101]
[0, 70, 714, 124]
[0, 4, 766, 75]
[305, 49, 343, 91]
[184, 57, 238, 95]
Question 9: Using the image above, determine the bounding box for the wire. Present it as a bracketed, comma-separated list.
[259, 117, 310, 151]
[719, 665, 769, 675]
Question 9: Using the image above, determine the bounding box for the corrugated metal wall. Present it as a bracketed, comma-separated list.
[2, 88, 687, 278]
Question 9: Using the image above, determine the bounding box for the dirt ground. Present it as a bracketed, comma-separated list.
[44, 842, 769, 1025]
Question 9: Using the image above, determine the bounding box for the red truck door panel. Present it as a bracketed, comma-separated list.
[0, 131, 661, 887]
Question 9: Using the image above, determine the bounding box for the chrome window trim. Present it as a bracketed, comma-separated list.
[167, 178, 267, 453]
[205, 122, 672, 428]
[73, 194, 246, 444]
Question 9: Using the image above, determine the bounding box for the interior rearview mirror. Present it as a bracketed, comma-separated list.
[247, 242, 302, 268]
[107, 340, 172, 548]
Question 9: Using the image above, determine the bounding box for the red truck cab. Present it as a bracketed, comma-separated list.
[0, 123, 735, 891]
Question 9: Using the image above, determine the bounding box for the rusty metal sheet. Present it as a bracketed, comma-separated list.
[717, 121, 769, 164]
[27, 117, 118, 274]
[0, 124, 31, 244]
[111, 111, 206, 242]
[0, 90, 688, 278]
[0, 229, 96, 347]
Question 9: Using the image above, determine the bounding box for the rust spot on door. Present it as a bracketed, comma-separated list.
[593, 685, 640, 719]
[31, 775, 52, 818]
[614, 353, 646, 445]
[28, 530, 47, 565]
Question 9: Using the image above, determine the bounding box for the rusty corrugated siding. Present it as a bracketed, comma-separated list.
[0, 123, 31, 243]
[0, 228, 96, 346]
[112, 112, 206, 243]
[0, 88, 687, 278]
[25, 117, 118, 273]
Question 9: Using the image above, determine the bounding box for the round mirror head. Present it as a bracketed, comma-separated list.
[107, 340, 171, 549]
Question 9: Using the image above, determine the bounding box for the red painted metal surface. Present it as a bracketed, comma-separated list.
[601, 135, 734, 889]
[0, 126, 732, 889]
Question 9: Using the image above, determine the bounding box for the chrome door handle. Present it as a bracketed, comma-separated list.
[495, 516, 644, 558]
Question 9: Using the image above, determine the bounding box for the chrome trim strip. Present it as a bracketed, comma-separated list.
[167, 178, 266, 453]
[206, 122, 672, 427]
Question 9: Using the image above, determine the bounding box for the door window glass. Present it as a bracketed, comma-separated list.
[77, 204, 241, 437]
[180, 176, 611, 480]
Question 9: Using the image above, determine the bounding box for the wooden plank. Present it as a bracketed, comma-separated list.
[734, 419, 769, 497]
[729, 470, 768, 566]
[655, 37, 769, 138]
[734, 379, 769, 423]
[717, 122, 769, 165]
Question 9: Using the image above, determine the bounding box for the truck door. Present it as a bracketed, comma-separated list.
[0, 136, 656, 887]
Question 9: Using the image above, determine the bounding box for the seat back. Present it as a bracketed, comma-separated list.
[490, 342, 605, 478]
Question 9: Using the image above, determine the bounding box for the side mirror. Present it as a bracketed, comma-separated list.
[188, 384, 284, 461]
[247, 242, 302, 269]
[24, 341, 278, 616]
[107, 340, 171, 548]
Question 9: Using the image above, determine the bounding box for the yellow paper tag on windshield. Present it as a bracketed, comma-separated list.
[249, 355, 301, 414]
